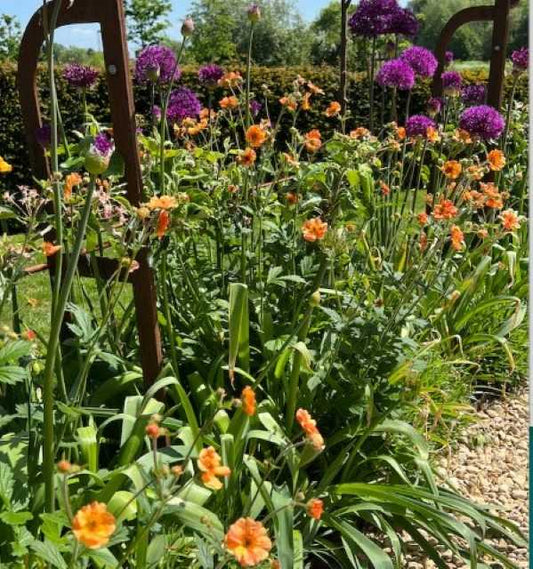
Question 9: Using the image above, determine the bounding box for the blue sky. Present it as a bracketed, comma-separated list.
[5, 0, 340, 49]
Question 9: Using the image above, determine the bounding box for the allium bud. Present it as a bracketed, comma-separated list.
[145, 63, 160, 83]
[181, 17, 195, 37]
[247, 4, 261, 23]
[309, 290, 321, 307]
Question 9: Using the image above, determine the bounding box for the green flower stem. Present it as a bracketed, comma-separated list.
[245, 24, 255, 128]
[161, 243, 181, 380]
[42, 177, 96, 512]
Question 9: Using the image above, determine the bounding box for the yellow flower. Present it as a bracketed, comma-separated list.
[0, 157, 13, 174]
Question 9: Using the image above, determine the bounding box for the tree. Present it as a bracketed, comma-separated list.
[187, 0, 312, 66]
[0, 14, 21, 61]
[125, 0, 172, 48]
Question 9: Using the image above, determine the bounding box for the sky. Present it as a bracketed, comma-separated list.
[5, 0, 339, 50]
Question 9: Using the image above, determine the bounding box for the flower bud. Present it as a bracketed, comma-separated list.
[247, 3, 261, 22]
[309, 290, 321, 307]
[181, 17, 195, 36]
[84, 148, 110, 176]
[145, 63, 160, 83]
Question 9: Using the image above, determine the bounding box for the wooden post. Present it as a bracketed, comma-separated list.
[17, 0, 163, 386]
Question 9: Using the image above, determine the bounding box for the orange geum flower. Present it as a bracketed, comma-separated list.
[296, 408, 325, 451]
[467, 165, 484, 181]
[241, 386, 257, 416]
[487, 149, 506, 171]
[350, 127, 370, 139]
[286, 191, 298, 205]
[396, 126, 406, 141]
[156, 210, 170, 239]
[245, 125, 268, 148]
[237, 147, 257, 168]
[417, 212, 429, 226]
[0, 156, 13, 174]
[306, 498, 324, 521]
[477, 228, 489, 239]
[225, 517, 272, 567]
[197, 446, 231, 490]
[307, 81, 324, 95]
[380, 181, 390, 196]
[419, 231, 428, 252]
[43, 242, 62, 257]
[481, 182, 504, 209]
[64, 172, 82, 200]
[325, 101, 341, 117]
[450, 225, 464, 251]
[220, 96, 239, 110]
[148, 195, 177, 210]
[301, 217, 328, 243]
[282, 153, 299, 169]
[432, 199, 458, 220]
[279, 96, 298, 112]
[454, 129, 472, 144]
[218, 71, 243, 88]
[72, 502, 116, 550]
[304, 130, 322, 153]
[500, 209, 520, 232]
[301, 92, 312, 111]
[426, 126, 440, 143]
[442, 160, 462, 180]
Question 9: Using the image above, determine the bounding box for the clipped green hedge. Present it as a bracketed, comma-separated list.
[0, 63, 527, 190]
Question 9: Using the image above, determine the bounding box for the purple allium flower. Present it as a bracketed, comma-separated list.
[376, 58, 415, 90]
[405, 115, 436, 138]
[63, 64, 99, 89]
[511, 47, 528, 72]
[445, 51, 454, 66]
[250, 100, 262, 117]
[441, 70, 462, 94]
[459, 105, 505, 140]
[166, 88, 202, 123]
[349, 0, 400, 38]
[198, 64, 224, 87]
[427, 97, 443, 117]
[135, 46, 181, 84]
[400, 46, 438, 78]
[36, 124, 51, 148]
[94, 133, 114, 157]
[461, 84, 486, 106]
[389, 7, 419, 37]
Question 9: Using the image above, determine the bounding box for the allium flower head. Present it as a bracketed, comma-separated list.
[461, 84, 486, 106]
[459, 105, 505, 140]
[250, 100, 262, 117]
[511, 47, 528, 72]
[405, 114, 436, 138]
[441, 71, 462, 94]
[376, 59, 415, 90]
[135, 46, 181, 84]
[427, 97, 443, 117]
[63, 64, 99, 89]
[166, 88, 202, 123]
[349, 0, 400, 38]
[400, 46, 438, 78]
[85, 133, 114, 175]
[93, 133, 114, 157]
[198, 64, 224, 87]
[389, 7, 419, 37]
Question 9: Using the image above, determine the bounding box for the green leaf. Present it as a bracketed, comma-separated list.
[228, 283, 250, 381]
[30, 540, 67, 569]
[0, 510, 32, 525]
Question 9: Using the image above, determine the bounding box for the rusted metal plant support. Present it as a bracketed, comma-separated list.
[432, 0, 519, 110]
[17, 0, 162, 385]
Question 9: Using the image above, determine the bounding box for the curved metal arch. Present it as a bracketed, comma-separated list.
[431, 0, 517, 110]
[17, 0, 163, 386]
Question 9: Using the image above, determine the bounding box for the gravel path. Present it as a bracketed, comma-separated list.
[408, 390, 529, 568]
